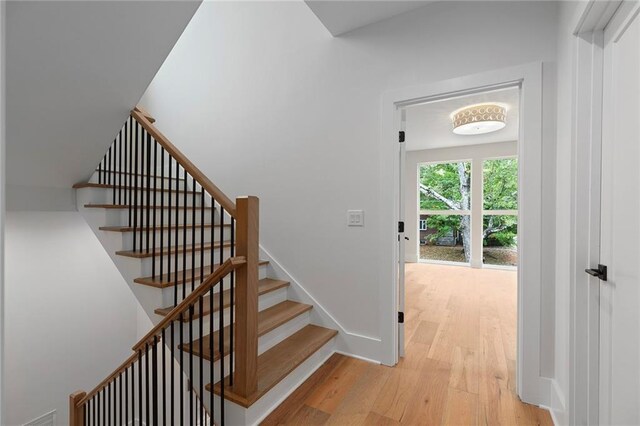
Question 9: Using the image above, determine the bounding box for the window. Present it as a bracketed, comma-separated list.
[419, 161, 471, 264]
[483, 158, 518, 266]
[417, 157, 518, 268]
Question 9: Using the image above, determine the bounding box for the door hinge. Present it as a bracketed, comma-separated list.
[398, 221, 404, 233]
[399, 131, 405, 143]
[398, 312, 405, 323]
[585, 264, 607, 281]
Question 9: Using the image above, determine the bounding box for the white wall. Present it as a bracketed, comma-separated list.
[405, 141, 517, 265]
[4, 212, 139, 426]
[141, 1, 558, 364]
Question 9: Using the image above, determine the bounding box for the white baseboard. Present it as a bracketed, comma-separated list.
[259, 245, 383, 362]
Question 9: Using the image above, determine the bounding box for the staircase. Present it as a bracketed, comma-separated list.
[69, 107, 338, 426]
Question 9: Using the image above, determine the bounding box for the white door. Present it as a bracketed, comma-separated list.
[599, 4, 640, 424]
[398, 109, 407, 358]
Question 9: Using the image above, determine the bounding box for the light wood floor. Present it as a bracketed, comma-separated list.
[262, 263, 553, 425]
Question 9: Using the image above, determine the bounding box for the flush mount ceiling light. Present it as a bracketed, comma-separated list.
[451, 103, 507, 135]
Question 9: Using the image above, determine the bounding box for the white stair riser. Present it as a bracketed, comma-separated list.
[89, 175, 190, 191]
[78, 187, 205, 207]
[102, 208, 221, 227]
[119, 227, 233, 250]
[131, 247, 233, 278]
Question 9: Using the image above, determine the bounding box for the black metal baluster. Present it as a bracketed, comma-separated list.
[220, 207, 226, 425]
[112, 139, 116, 205]
[160, 147, 165, 281]
[140, 126, 145, 253]
[189, 303, 194, 426]
[146, 132, 152, 255]
[192, 178, 196, 293]
[230, 216, 235, 386]
[209, 283, 214, 426]
[171, 159, 177, 306]
[179, 314, 184, 426]
[171, 321, 175, 425]
[98, 157, 103, 184]
[117, 130, 121, 205]
[107, 383, 111, 426]
[199, 186, 205, 426]
[145, 343, 150, 426]
[125, 365, 129, 426]
[183, 167, 187, 301]
[153, 336, 158, 426]
[138, 350, 142, 426]
[152, 138, 158, 278]
[109, 140, 116, 187]
[132, 353, 136, 425]
[162, 327, 167, 426]
[102, 389, 105, 426]
[127, 118, 132, 226]
[133, 122, 139, 252]
[119, 372, 123, 426]
[106, 147, 110, 187]
[113, 381, 116, 426]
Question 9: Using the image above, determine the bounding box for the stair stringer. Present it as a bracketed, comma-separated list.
[259, 245, 382, 363]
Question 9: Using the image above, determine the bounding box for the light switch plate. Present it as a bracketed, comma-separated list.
[347, 210, 364, 227]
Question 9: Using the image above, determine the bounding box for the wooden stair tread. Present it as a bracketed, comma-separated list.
[100, 223, 231, 233]
[85, 203, 214, 211]
[116, 241, 230, 259]
[135, 260, 269, 288]
[206, 325, 338, 407]
[73, 182, 198, 194]
[180, 301, 313, 361]
[154, 278, 289, 319]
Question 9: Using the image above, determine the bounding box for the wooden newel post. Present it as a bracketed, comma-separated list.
[69, 391, 86, 426]
[234, 196, 259, 398]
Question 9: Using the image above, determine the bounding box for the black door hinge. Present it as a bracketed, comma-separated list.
[398, 312, 405, 323]
[585, 264, 607, 281]
[398, 221, 404, 233]
[399, 131, 405, 143]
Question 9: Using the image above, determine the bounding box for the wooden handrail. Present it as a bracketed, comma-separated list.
[133, 105, 156, 123]
[76, 256, 246, 407]
[130, 108, 237, 217]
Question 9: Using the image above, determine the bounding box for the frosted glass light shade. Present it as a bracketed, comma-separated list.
[451, 104, 506, 135]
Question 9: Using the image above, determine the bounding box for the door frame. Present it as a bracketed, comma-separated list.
[380, 62, 547, 406]
[569, 1, 623, 424]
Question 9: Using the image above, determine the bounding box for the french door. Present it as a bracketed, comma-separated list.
[598, 4, 640, 424]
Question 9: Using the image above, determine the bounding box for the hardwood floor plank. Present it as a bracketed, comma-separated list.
[281, 405, 330, 425]
[443, 388, 479, 426]
[264, 263, 552, 426]
[304, 357, 367, 414]
[325, 364, 392, 425]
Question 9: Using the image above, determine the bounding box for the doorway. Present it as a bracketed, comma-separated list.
[399, 86, 530, 420]
[382, 63, 547, 407]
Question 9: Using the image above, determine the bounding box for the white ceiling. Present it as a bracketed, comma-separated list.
[305, 0, 436, 36]
[6, 1, 201, 191]
[405, 87, 520, 151]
